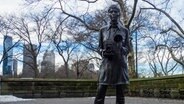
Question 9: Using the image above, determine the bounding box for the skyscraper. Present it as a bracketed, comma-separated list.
[13, 58, 18, 77]
[22, 44, 37, 78]
[2, 36, 13, 77]
[41, 50, 55, 78]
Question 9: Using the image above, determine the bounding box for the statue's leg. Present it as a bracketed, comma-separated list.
[94, 85, 108, 104]
[116, 85, 125, 104]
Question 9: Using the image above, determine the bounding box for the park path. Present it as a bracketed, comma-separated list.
[0, 96, 184, 104]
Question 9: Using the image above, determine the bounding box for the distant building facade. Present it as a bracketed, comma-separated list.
[22, 44, 37, 78]
[2, 36, 13, 77]
[13, 58, 18, 77]
[40, 50, 55, 78]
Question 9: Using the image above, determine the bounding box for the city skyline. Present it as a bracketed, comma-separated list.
[0, 34, 68, 75]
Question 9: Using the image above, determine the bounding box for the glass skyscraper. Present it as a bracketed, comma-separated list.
[2, 35, 13, 76]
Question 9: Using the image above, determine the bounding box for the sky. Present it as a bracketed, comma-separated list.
[0, 0, 25, 15]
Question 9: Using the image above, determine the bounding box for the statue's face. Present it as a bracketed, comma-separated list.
[108, 8, 120, 21]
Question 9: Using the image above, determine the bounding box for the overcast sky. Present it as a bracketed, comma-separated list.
[0, 0, 25, 15]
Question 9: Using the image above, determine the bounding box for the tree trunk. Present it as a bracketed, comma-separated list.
[117, 0, 136, 78]
[64, 62, 69, 78]
[128, 40, 136, 78]
[33, 57, 39, 78]
[76, 61, 80, 79]
[34, 67, 39, 78]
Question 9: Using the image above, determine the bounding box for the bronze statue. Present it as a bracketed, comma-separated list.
[94, 5, 130, 104]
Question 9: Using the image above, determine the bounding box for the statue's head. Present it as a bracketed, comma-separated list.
[108, 5, 120, 21]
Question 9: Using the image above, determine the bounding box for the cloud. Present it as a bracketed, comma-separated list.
[0, 0, 25, 15]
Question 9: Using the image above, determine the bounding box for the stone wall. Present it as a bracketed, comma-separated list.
[1, 75, 184, 99]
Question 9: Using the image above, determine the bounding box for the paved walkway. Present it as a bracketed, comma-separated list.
[0, 96, 183, 104]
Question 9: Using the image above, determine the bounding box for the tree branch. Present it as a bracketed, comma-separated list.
[79, 0, 98, 3]
[126, 0, 138, 29]
[58, 0, 99, 31]
[142, 0, 184, 39]
[160, 28, 184, 39]
[156, 44, 184, 67]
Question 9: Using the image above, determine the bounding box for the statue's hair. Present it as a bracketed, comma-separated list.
[108, 5, 120, 13]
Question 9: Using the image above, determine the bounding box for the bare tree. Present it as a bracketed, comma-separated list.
[56, 40, 79, 78]
[142, 0, 184, 39]
[146, 45, 178, 76]
[140, 0, 184, 71]
[139, 23, 183, 76]
[8, 10, 52, 78]
[44, 14, 79, 78]
[72, 58, 89, 79]
[70, 48, 98, 79]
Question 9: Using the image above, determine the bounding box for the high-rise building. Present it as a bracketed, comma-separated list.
[13, 58, 18, 77]
[2, 36, 13, 77]
[41, 50, 55, 78]
[22, 44, 37, 78]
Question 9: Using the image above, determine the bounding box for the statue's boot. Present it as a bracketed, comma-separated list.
[94, 85, 107, 104]
[116, 96, 125, 104]
[116, 85, 125, 104]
